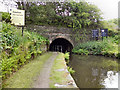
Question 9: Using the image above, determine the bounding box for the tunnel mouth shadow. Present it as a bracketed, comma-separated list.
[49, 38, 73, 53]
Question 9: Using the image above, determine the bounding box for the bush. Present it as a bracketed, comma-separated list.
[72, 49, 89, 55]
[2, 12, 10, 23]
[64, 52, 70, 64]
[64, 52, 70, 60]
[72, 36, 118, 56]
[1, 22, 48, 79]
[117, 53, 120, 59]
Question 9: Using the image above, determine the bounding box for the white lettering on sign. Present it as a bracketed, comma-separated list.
[10, 8, 25, 26]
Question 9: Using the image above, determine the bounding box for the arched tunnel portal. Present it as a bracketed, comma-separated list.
[49, 38, 73, 53]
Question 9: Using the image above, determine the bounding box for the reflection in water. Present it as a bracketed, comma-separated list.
[102, 71, 118, 88]
[69, 55, 119, 88]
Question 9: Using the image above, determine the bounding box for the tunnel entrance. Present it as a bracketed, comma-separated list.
[49, 38, 73, 53]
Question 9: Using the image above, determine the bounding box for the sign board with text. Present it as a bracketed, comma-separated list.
[10, 9, 25, 26]
[101, 29, 108, 37]
[92, 30, 99, 37]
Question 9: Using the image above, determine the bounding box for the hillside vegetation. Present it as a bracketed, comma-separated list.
[0, 22, 48, 80]
[15, 1, 103, 42]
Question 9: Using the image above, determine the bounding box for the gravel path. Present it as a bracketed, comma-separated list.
[33, 52, 58, 88]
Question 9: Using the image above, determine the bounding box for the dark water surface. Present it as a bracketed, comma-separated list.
[69, 55, 120, 89]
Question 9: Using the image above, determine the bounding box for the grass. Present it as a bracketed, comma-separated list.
[3, 52, 52, 88]
[49, 53, 67, 88]
[72, 37, 118, 57]
[1, 22, 48, 80]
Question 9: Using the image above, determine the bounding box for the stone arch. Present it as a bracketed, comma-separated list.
[49, 36, 73, 53]
[50, 36, 74, 47]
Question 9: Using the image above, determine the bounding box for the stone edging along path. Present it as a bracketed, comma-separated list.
[3, 52, 78, 88]
[59, 56, 78, 88]
[33, 52, 78, 88]
[49, 52, 78, 88]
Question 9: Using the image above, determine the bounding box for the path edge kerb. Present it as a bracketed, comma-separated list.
[63, 56, 78, 88]
[50, 52, 78, 88]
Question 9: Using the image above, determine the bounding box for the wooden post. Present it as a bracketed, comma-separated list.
[102, 36, 103, 41]
[22, 26, 24, 36]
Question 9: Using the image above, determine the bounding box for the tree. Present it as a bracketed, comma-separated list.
[15, 1, 103, 42]
[15, 1, 103, 27]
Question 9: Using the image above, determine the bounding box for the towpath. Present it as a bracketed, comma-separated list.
[33, 52, 58, 88]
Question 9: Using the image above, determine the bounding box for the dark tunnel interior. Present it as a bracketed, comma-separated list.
[49, 38, 73, 53]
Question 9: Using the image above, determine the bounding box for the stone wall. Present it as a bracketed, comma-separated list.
[26, 25, 93, 46]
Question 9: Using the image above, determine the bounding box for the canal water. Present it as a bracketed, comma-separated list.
[69, 54, 120, 89]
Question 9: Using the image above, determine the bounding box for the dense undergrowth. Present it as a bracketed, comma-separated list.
[0, 22, 48, 80]
[72, 36, 119, 58]
[3, 53, 52, 88]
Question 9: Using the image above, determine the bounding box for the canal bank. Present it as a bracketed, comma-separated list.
[50, 52, 78, 88]
[3, 52, 78, 88]
[72, 37, 119, 59]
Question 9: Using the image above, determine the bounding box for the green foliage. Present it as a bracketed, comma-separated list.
[64, 52, 70, 60]
[2, 12, 10, 23]
[17, 1, 102, 28]
[16, 1, 104, 42]
[117, 53, 120, 59]
[70, 1, 102, 29]
[108, 18, 118, 25]
[1, 22, 48, 80]
[72, 49, 89, 55]
[64, 52, 70, 64]
[3, 53, 52, 88]
[113, 35, 119, 44]
[72, 36, 118, 57]
[67, 67, 75, 74]
[101, 18, 118, 36]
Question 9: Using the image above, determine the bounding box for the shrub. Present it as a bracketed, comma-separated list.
[64, 52, 70, 60]
[72, 36, 118, 56]
[64, 52, 70, 64]
[1, 22, 48, 79]
[2, 12, 10, 23]
[72, 49, 89, 55]
[117, 53, 120, 59]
